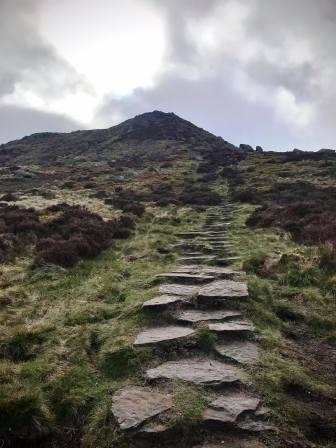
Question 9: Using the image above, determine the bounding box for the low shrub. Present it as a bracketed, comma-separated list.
[36, 239, 79, 268]
[122, 202, 145, 217]
[319, 243, 336, 272]
[113, 228, 132, 239]
[1, 193, 18, 202]
[179, 185, 222, 206]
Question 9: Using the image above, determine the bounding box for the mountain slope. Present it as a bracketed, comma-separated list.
[0, 111, 238, 165]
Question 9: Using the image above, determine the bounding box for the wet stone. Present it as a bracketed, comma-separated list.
[203, 392, 260, 424]
[134, 326, 195, 346]
[112, 386, 172, 430]
[174, 309, 242, 324]
[159, 283, 199, 297]
[145, 358, 244, 386]
[215, 340, 259, 364]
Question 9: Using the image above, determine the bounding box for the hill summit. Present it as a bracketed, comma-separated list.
[0, 111, 238, 165]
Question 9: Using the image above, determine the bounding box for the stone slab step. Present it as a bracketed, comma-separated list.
[205, 224, 231, 228]
[197, 280, 248, 303]
[214, 257, 241, 266]
[159, 283, 199, 297]
[179, 252, 205, 257]
[209, 320, 255, 335]
[170, 266, 245, 279]
[215, 340, 259, 364]
[112, 386, 172, 430]
[176, 232, 209, 239]
[193, 438, 267, 448]
[173, 309, 243, 323]
[155, 273, 215, 284]
[134, 326, 195, 346]
[236, 415, 275, 432]
[142, 294, 189, 310]
[203, 392, 260, 424]
[178, 256, 216, 265]
[145, 358, 244, 386]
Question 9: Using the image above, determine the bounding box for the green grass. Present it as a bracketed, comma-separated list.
[229, 202, 336, 444]
[0, 203, 210, 444]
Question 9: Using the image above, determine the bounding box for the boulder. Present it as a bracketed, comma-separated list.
[239, 144, 254, 153]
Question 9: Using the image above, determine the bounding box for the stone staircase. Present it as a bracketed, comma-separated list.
[111, 201, 274, 447]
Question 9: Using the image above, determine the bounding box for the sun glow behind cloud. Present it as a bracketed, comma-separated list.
[7, 0, 166, 124]
[1, 0, 336, 148]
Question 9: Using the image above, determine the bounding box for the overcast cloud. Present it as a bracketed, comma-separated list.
[1, 0, 336, 149]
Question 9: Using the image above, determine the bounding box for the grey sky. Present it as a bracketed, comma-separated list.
[1, 0, 335, 150]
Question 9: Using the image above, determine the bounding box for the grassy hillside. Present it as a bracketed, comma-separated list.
[0, 114, 335, 447]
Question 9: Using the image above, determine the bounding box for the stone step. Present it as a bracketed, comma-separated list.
[145, 358, 245, 386]
[112, 386, 172, 430]
[177, 256, 216, 265]
[159, 283, 199, 297]
[176, 232, 209, 239]
[205, 223, 231, 228]
[142, 294, 190, 310]
[170, 266, 245, 279]
[215, 340, 259, 364]
[197, 280, 248, 305]
[179, 252, 207, 257]
[208, 244, 233, 249]
[214, 257, 241, 266]
[134, 326, 195, 347]
[203, 392, 260, 425]
[203, 232, 228, 236]
[155, 273, 215, 284]
[173, 309, 243, 324]
[208, 320, 255, 336]
[193, 438, 267, 448]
